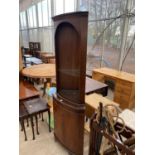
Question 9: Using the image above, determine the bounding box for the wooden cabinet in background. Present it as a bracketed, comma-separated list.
[92, 67, 135, 109]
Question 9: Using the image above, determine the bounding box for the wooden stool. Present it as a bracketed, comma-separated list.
[23, 97, 51, 140]
[19, 104, 29, 141]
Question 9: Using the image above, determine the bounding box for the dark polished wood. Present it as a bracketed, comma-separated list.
[19, 81, 40, 101]
[85, 77, 108, 96]
[52, 12, 88, 155]
[23, 97, 51, 140]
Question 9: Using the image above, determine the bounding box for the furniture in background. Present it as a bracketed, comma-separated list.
[52, 12, 88, 155]
[85, 93, 119, 119]
[22, 64, 108, 97]
[26, 57, 43, 65]
[85, 77, 108, 96]
[22, 64, 56, 96]
[92, 67, 135, 109]
[89, 113, 135, 155]
[41, 53, 55, 63]
[29, 42, 41, 57]
[19, 81, 40, 141]
[23, 98, 51, 140]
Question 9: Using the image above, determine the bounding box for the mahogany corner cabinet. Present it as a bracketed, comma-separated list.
[52, 12, 88, 155]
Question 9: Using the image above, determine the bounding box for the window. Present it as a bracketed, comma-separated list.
[38, 2, 43, 27]
[65, 0, 75, 13]
[20, 11, 27, 29]
[42, 0, 49, 26]
[55, 0, 75, 15]
[38, 0, 52, 27]
[55, 0, 64, 15]
[27, 5, 37, 28]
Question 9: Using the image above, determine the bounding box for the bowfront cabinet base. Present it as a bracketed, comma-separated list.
[53, 95, 85, 155]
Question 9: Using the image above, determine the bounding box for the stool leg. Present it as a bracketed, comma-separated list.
[20, 120, 23, 131]
[21, 119, 27, 141]
[42, 113, 44, 122]
[27, 118, 29, 127]
[48, 110, 51, 132]
[30, 116, 35, 140]
[35, 115, 39, 135]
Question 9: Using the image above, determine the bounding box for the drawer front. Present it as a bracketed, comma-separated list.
[117, 80, 133, 87]
[115, 85, 132, 96]
[92, 72, 105, 82]
[114, 92, 131, 109]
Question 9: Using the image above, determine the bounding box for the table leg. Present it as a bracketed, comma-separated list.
[21, 119, 27, 141]
[35, 115, 39, 135]
[48, 109, 51, 132]
[30, 116, 35, 140]
[42, 78, 51, 96]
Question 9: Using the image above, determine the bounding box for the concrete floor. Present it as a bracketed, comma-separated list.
[19, 114, 90, 155]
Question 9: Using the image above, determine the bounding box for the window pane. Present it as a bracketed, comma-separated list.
[48, 0, 52, 25]
[42, 0, 48, 26]
[55, 0, 63, 15]
[27, 7, 33, 28]
[38, 2, 43, 27]
[65, 0, 75, 13]
[32, 6, 37, 27]
[20, 11, 27, 29]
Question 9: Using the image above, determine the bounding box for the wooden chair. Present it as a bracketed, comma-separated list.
[23, 97, 51, 140]
[89, 113, 135, 155]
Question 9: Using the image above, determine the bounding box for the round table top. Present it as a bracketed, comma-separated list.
[22, 64, 56, 78]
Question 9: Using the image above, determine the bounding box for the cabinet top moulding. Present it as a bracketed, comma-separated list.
[52, 11, 88, 21]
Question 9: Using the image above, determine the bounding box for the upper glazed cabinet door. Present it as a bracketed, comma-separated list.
[53, 12, 88, 104]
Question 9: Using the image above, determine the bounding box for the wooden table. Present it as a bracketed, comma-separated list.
[41, 53, 55, 63]
[85, 77, 108, 96]
[22, 64, 56, 79]
[22, 64, 108, 96]
[19, 81, 40, 101]
[92, 67, 135, 109]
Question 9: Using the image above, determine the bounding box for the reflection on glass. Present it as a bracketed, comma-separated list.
[55, 0, 63, 15]
[42, 0, 48, 26]
[38, 2, 43, 27]
[32, 6, 37, 27]
[65, 0, 75, 13]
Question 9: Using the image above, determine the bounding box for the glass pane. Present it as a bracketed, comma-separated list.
[55, 0, 64, 15]
[32, 5, 37, 27]
[20, 13, 24, 29]
[27, 7, 33, 28]
[121, 17, 135, 74]
[65, 0, 75, 13]
[79, 0, 88, 11]
[48, 0, 52, 25]
[20, 11, 27, 29]
[38, 2, 43, 27]
[42, 0, 48, 26]
[22, 30, 29, 47]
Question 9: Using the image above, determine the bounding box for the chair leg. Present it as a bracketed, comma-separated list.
[21, 119, 27, 141]
[35, 115, 39, 135]
[48, 110, 51, 132]
[30, 116, 35, 140]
